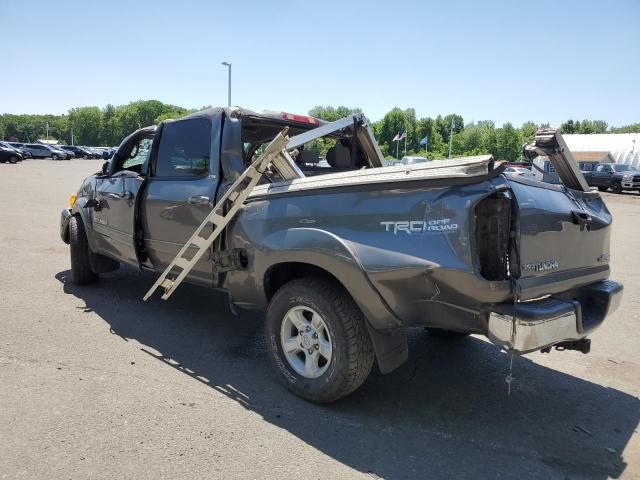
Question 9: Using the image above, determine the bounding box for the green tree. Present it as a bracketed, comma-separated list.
[519, 121, 538, 143]
[496, 123, 522, 161]
[68, 107, 103, 145]
[611, 123, 640, 133]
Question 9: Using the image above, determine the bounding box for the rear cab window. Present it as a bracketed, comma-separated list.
[241, 114, 373, 179]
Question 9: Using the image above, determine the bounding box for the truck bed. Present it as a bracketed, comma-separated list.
[250, 155, 497, 197]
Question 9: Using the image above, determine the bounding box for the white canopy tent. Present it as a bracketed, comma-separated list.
[563, 133, 640, 169]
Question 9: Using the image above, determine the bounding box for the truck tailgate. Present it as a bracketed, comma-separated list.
[508, 178, 612, 300]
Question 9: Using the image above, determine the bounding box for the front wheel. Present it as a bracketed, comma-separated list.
[69, 215, 98, 284]
[9, 156, 19, 164]
[610, 182, 622, 194]
[265, 277, 375, 403]
[52, 154, 59, 160]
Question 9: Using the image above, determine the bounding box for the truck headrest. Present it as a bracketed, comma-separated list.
[327, 144, 351, 168]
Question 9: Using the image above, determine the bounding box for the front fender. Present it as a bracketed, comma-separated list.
[60, 208, 72, 243]
[70, 198, 99, 251]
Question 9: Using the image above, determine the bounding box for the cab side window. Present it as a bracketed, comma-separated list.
[121, 138, 152, 171]
[155, 118, 211, 177]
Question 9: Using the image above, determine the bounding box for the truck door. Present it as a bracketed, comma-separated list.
[141, 116, 219, 287]
[92, 131, 153, 263]
[592, 164, 612, 188]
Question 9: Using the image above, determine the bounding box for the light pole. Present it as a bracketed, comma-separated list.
[448, 117, 454, 158]
[221, 61, 232, 107]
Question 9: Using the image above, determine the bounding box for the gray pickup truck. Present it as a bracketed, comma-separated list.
[582, 162, 640, 194]
[60, 107, 623, 402]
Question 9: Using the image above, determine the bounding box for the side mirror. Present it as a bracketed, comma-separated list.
[101, 161, 109, 175]
[85, 198, 100, 210]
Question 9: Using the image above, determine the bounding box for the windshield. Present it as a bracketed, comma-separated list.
[613, 164, 632, 172]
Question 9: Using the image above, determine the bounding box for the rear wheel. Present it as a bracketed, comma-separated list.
[597, 186, 607, 192]
[610, 182, 622, 194]
[69, 215, 98, 284]
[265, 277, 375, 403]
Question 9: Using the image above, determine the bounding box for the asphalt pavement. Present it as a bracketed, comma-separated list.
[1, 159, 638, 479]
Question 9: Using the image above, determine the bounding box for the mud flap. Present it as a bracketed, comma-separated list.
[366, 325, 408, 374]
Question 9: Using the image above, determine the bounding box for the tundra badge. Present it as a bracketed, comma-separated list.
[522, 260, 559, 272]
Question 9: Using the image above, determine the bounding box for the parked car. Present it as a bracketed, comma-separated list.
[23, 143, 66, 159]
[91, 147, 113, 159]
[0, 141, 28, 160]
[81, 147, 103, 159]
[504, 166, 537, 180]
[53, 146, 74, 159]
[582, 163, 640, 194]
[60, 146, 92, 159]
[60, 108, 622, 403]
[0, 145, 23, 163]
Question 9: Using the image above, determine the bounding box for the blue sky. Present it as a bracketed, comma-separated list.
[2, 0, 639, 127]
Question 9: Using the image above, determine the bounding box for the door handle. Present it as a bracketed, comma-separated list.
[187, 195, 210, 206]
[106, 191, 134, 200]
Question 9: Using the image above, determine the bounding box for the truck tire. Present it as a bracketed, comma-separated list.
[69, 215, 98, 284]
[265, 277, 375, 403]
[610, 182, 622, 194]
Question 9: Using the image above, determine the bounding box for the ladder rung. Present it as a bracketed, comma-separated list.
[174, 258, 190, 269]
[209, 213, 226, 226]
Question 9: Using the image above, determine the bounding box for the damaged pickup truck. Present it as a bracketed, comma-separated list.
[60, 107, 623, 402]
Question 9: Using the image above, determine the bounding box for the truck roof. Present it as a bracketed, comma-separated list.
[182, 106, 325, 128]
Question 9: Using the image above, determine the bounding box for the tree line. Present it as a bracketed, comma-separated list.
[1, 100, 638, 161]
[310, 106, 639, 161]
[0, 100, 201, 147]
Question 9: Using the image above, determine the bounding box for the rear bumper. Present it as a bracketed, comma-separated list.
[488, 279, 623, 353]
[60, 208, 72, 243]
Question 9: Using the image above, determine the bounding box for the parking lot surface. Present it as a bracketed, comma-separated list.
[1, 159, 638, 479]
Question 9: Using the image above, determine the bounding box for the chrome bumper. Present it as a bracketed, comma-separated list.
[488, 280, 623, 353]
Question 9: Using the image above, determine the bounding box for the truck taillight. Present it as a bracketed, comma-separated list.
[475, 191, 513, 281]
[280, 112, 320, 125]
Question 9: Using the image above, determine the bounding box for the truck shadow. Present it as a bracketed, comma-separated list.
[55, 267, 638, 480]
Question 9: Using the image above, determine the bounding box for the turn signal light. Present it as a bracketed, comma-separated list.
[69, 194, 77, 207]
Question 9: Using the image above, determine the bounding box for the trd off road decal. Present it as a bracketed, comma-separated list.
[380, 218, 459, 235]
